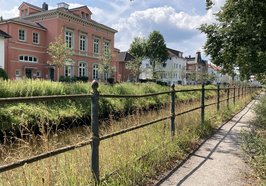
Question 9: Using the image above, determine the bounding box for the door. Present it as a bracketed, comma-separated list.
[49, 68, 55, 81]
[25, 69, 32, 79]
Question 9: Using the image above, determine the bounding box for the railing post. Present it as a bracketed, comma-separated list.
[170, 84, 175, 137]
[233, 85, 236, 106]
[201, 82, 205, 124]
[217, 83, 220, 111]
[91, 80, 100, 185]
[227, 85, 230, 108]
[238, 86, 240, 100]
[242, 86, 244, 98]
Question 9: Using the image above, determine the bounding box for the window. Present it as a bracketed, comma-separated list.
[18, 29, 26, 41]
[81, 12, 85, 19]
[92, 64, 99, 79]
[65, 30, 73, 48]
[15, 70, 20, 77]
[64, 65, 74, 77]
[104, 41, 110, 54]
[36, 71, 41, 77]
[19, 55, 38, 63]
[179, 64, 181, 69]
[32, 32, 39, 44]
[93, 38, 100, 54]
[78, 62, 88, 77]
[79, 34, 86, 51]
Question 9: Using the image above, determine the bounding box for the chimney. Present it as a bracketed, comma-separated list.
[42, 2, 48, 11]
[57, 2, 69, 9]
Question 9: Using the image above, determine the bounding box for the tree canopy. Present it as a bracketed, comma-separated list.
[200, 0, 266, 81]
[146, 31, 168, 78]
[128, 37, 146, 81]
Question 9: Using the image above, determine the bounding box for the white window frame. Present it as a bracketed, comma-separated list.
[93, 38, 100, 54]
[15, 70, 21, 77]
[65, 29, 74, 49]
[92, 64, 99, 80]
[18, 29, 26, 42]
[32, 32, 39, 44]
[104, 41, 110, 54]
[19, 55, 38, 63]
[78, 62, 88, 77]
[79, 34, 87, 52]
[64, 65, 74, 77]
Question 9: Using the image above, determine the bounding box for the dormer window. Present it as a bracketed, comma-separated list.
[81, 12, 85, 19]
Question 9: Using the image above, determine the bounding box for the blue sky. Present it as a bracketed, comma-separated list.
[0, 0, 225, 58]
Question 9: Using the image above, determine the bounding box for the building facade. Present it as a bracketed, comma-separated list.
[0, 30, 11, 69]
[0, 2, 117, 81]
[186, 51, 208, 85]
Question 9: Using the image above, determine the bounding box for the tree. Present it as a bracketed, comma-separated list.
[128, 37, 146, 82]
[47, 34, 73, 81]
[99, 50, 115, 83]
[200, 0, 266, 81]
[146, 31, 168, 79]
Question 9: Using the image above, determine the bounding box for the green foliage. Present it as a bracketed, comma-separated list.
[0, 68, 8, 80]
[128, 37, 146, 82]
[146, 31, 168, 79]
[0, 80, 216, 132]
[242, 96, 266, 183]
[200, 0, 266, 80]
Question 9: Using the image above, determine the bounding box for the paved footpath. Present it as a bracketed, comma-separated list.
[158, 96, 262, 186]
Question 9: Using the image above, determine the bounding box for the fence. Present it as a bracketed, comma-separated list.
[0, 81, 261, 185]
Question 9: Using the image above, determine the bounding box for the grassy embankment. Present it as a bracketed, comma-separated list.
[242, 94, 266, 184]
[0, 79, 256, 185]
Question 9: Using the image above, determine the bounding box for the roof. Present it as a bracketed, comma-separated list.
[19, 2, 42, 11]
[117, 52, 135, 62]
[0, 30, 11, 38]
[70, 6, 92, 14]
[8, 18, 47, 30]
[167, 48, 182, 57]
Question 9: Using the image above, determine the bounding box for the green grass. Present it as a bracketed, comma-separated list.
[0, 79, 216, 132]
[0, 89, 254, 186]
[242, 94, 266, 184]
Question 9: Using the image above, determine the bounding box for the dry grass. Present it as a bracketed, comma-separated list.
[0, 90, 255, 186]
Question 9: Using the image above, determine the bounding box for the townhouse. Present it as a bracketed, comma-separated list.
[0, 2, 117, 81]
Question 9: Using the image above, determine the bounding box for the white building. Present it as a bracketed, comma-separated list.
[0, 30, 11, 69]
[139, 48, 186, 85]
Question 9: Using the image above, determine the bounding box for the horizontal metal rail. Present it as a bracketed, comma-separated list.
[100, 115, 171, 141]
[205, 102, 217, 107]
[0, 139, 92, 173]
[175, 106, 202, 117]
[100, 91, 171, 98]
[174, 88, 202, 93]
[0, 94, 91, 104]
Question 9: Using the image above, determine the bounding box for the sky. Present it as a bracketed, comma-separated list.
[0, 0, 225, 59]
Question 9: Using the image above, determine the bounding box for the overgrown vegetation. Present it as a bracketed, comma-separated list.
[0, 79, 216, 133]
[0, 80, 255, 185]
[242, 95, 266, 184]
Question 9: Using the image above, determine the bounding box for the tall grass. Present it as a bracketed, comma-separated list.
[242, 94, 266, 184]
[0, 79, 216, 132]
[0, 89, 254, 185]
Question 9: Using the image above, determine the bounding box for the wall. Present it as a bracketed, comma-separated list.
[0, 37, 4, 69]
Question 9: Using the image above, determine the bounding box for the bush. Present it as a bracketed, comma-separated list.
[0, 68, 8, 80]
[107, 77, 114, 85]
[59, 76, 88, 82]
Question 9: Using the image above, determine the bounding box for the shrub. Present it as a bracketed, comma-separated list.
[0, 68, 8, 80]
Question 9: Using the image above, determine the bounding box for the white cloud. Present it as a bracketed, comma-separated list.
[0, 6, 19, 19]
[113, 6, 217, 52]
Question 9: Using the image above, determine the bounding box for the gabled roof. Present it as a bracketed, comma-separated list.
[0, 30, 11, 38]
[10, 18, 47, 30]
[167, 48, 182, 57]
[117, 52, 135, 62]
[19, 2, 42, 11]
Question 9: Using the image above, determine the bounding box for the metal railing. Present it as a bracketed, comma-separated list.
[0, 81, 261, 185]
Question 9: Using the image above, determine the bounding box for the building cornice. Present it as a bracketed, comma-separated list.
[24, 9, 117, 33]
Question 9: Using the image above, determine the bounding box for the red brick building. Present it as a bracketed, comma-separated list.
[0, 2, 118, 81]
